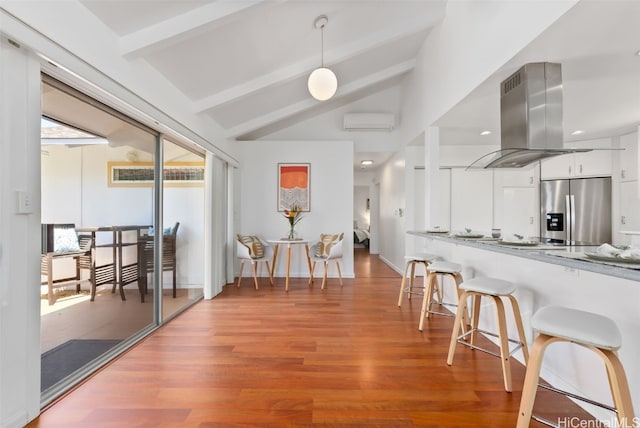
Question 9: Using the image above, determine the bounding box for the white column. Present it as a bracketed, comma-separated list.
[425, 126, 441, 228]
[203, 151, 216, 299]
[225, 165, 235, 285]
[203, 152, 227, 299]
[211, 156, 226, 296]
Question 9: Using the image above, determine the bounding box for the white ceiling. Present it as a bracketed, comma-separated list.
[38, 1, 640, 170]
[80, 0, 444, 137]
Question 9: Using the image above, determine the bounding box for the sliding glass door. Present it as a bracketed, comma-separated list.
[159, 138, 205, 320]
[40, 76, 158, 402]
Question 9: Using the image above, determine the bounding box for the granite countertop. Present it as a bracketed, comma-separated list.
[408, 231, 640, 282]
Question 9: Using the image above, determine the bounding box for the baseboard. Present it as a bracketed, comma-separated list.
[378, 255, 402, 275]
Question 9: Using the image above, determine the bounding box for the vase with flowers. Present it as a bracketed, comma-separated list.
[283, 204, 304, 240]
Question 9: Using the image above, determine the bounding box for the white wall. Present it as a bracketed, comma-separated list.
[377, 151, 407, 272]
[40, 146, 82, 223]
[353, 186, 369, 231]
[239, 140, 354, 279]
[354, 171, 375, 187]
[164, 186, 205, 287]
[80, 146, 154, 228]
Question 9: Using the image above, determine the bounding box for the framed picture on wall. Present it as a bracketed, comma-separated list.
[277, 163, 310, 212]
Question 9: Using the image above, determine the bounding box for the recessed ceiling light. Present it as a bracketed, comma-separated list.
[571, 130, 585, 136]
[636, 49, 640, 56]
[480, 130, 491, 136]
[361, 160, 374, 166]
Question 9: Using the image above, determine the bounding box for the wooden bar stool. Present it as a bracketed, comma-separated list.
[446, 277, 529, 392]
[397, 253, 440, 307]
[418, 261, 470, 332]
[516, 306, 635, 428]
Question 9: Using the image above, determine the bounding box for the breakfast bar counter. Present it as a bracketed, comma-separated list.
[408, 231, 640, 282]
[407, 230, 640, 420]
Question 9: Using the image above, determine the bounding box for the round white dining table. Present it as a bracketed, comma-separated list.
[267, 238, 313, 291]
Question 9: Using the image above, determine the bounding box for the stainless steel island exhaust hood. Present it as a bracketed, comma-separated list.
[468, 62, 591, 169]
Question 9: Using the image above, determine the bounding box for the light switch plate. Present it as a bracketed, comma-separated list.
[16, 190, 33, 214]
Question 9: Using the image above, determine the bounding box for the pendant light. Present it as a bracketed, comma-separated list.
[307, 15, 337, 101]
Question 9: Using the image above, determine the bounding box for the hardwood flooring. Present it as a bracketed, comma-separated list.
[29, 249, 595, 427]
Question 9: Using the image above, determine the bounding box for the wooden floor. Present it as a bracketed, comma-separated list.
[29, 249, 594, 427]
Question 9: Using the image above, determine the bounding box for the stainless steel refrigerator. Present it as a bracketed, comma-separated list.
[540, 177, 612, 245]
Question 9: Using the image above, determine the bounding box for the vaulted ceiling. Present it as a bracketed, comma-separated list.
[79, 0, 446, 144]
[13, 1, 640, 171]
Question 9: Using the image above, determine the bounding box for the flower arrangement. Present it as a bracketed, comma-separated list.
[283, 204, 304, 239]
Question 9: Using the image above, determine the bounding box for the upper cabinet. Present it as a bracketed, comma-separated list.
[619, 130, 638, 182]
[495, 166, 536, 187]
[540, 138, 613, 180]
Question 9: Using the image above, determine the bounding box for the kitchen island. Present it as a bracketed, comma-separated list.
[408, 231, 640, 282]
[408, 230, 639, 421]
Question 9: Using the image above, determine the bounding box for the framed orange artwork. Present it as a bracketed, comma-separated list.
[278, 163, 310, 212]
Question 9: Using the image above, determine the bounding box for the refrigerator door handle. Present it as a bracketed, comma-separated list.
[565, 194, 571, 241]
[569, 194, 576, 242]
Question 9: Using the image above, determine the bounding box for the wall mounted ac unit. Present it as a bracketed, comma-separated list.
[343, 113, 395, 131]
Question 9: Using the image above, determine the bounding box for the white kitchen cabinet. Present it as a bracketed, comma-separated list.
[493, 166, 537, 231]
[573, 149, 612, 177]
[540, 138, 613, 179]
[450, 168, 493, 233]
[502, 187, 538, 238]
[539, 152, 574, 179]
[495, 166, 536, 187]
[619, 180, 640, 233]
[619, 131, 638, 182]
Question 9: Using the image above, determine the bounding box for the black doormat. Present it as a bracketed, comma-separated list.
[41, 339, 121, 391]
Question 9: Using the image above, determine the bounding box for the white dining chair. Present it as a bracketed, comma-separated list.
[309, 234, 344, 289]
[236, 235, 274, 289]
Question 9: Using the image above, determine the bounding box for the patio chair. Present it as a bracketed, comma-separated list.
[137, 222, 179, 302]
[40, 224, 114, 305]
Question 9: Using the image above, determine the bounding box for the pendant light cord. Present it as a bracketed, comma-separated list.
[320, 24, 325, 67]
